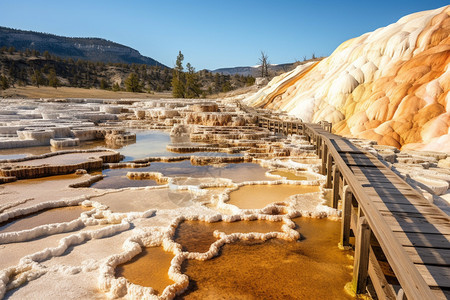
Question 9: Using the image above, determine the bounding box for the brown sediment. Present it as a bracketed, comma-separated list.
[174, 220, 283, 253]
[104, 161, 274, 183]
[227, 184, 320, 209]
[179, 217, 353, 299]
[115, 247, 175, 295]
[0, 206, 89, 233]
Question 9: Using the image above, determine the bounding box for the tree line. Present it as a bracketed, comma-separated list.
[0, 47, 255, 96]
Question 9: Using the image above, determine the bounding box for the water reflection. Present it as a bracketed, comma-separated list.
[92, 162, 274, 189]
[116, 247, 175, 295]
[179, 218, 353, 299]
[174, 220, 283, 253]
[0, 206, 89, 233]
[228, 184, 320, 209]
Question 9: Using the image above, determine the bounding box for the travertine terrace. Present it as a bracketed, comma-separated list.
[0, 96, 448, 299]
[0, 97, 337, 299]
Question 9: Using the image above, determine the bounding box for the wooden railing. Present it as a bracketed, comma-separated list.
[257, 116, 306, 135]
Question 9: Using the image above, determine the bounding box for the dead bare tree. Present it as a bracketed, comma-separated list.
[259, 51, 269, 78]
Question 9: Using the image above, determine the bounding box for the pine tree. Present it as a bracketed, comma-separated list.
[171, 51, 185, 98]
[43, 51, 51, 60]
[100, 78, 109, 90]
[124, 73, 141, 92]
[31, 69, 43, 87]
[185, 63, 201, 98]
[48, 69, 59, 88]
[0, 76, 9, 90]
[222, 81, 232, 93]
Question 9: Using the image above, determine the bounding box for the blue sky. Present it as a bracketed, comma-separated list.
[0, 0, 448, 70]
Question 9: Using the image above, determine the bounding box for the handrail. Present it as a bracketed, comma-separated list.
[305, 124, 435, 300]
[258, 116, 303, 125]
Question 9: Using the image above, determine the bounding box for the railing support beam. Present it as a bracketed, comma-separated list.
[326, 153, 333, 188]
[340, 185, 352, 247]
[353, 216, 371, 294]
[332, 165, 340, 208]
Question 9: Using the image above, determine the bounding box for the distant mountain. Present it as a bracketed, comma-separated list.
[212, 63, 296, 77]
[0, 26, 166, 67]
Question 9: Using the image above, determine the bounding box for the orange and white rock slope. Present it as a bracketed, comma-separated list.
[244, 6, 450, 152]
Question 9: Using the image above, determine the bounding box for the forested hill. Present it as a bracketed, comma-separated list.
[0, 48, 255, 95]
[0, 26, 165, 67]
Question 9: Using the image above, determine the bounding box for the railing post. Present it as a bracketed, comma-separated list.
[340, 185, 352, 248]
[332, 165, 340, 208]
[396, 289, 405, 300]
[352, 216, 371, 294]
[315, 136, 320, 156]
[326, 153, 333, 188]
[318, 136, 322, 157]
[321, 142, 327, 175]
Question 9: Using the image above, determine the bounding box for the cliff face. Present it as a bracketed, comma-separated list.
[0, 27, 165, 66]
[244, 6, 450, 152]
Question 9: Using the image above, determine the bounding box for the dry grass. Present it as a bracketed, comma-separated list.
[0, 86, 173, 99]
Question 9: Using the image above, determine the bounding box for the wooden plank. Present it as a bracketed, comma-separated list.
[367, 194, 431, 206]
[361, 182, 413, 192]
[393, 231, 450, 249]
[331, 140, 365, 154]
[338, 150, 369, 156]
[354, 175, 406, 184]
[385, 213, 450, 226]
[382, 213, 450, 227]
[404, 246, 450, 266]
[351, 172, 408, 184]
[351, 168, 404, 180]
[415, 264, 450, 288]
[431, 288, 450, 300]
[353, 173, 408, 183]
[362, 186, 415, 195]
[364, 188, 427, 199]
[352, 169, 400, 178]
[351, 164, 395, 173]
[342, 155, 382, 164]
[383, 215, 450, 235]
[374, 202, 446, 215]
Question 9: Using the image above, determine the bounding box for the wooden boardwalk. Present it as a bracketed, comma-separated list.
[257, 117, 450, 300]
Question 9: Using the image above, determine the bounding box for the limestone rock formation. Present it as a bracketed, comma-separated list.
[244, 6, 450, 152]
